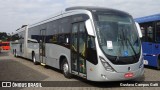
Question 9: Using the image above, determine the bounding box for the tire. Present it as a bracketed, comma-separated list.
[61, 59, 72, 78]
[157, 55, 160, 69]
[32, 53, 38, 65]
[14, 49, 17, 57]
[13, 49, 14, 55]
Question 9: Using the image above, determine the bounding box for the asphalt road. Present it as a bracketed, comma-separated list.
[0, 51, 160, 90]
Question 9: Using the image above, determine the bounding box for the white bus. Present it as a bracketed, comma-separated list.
[11, 6, 144, 81]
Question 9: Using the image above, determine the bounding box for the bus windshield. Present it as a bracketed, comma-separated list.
[94, 13, 141, 58]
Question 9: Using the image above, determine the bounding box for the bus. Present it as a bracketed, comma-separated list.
[0, 41, 10, 50]
[135, 14, 160, 69]
[11, 6, 144, 81]
[11, 25, 28, 57]
[0, 40, 1, 52]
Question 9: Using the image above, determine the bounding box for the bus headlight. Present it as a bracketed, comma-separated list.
[99, 56, 116, 72]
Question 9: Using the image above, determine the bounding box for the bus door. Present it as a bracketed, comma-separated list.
[20, 43, 22, 52]
[71, 22, 87, 78]
[142, 25, 154, 65]
[142, 26, 154, 55]
[39, 29, 46, 65]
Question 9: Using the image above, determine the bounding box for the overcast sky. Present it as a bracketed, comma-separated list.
[0, 0, 159, 33]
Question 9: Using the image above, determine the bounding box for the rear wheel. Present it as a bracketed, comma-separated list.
[32, 53, 38, 65]
[61, 59, 72, 78]
[13, 49, 14, 54]
[14, 49, 17, 57]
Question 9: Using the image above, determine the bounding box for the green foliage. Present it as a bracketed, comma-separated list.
[0, 32, 11, 41]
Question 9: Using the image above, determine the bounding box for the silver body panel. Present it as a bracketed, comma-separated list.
[27, 9, 96, 74]
[27, 43, 39, 60]
[11, 26, 28, 57]
[45, 43, 70, 69]
[11, 43, 20, 55]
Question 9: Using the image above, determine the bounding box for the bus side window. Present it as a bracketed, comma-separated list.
[156, 22, 160, 42]
[141, 27, 145, 42]
[86, 36, 98, 65]
[147, 26, 153, 42]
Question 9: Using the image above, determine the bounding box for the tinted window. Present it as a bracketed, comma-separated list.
[11, 30, 25, 43]
[139, 22, 155, 42]
[155, 21, 160, 42]
[147, 26, 154, 42]
[28, 26, 41, 43]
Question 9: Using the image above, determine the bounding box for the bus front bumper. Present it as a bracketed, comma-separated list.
[97, 67, 144, 81]
[87, 67, 144, 82]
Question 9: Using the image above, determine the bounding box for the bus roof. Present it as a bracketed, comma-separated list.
[29, 6, 130, 28]
[65, 6, 129, 15]
[135, 14, 160, 23]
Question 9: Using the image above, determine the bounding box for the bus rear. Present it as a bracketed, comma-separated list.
[1, 42, 10, 50]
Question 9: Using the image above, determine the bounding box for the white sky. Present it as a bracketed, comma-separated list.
[0, 0, 159, 33]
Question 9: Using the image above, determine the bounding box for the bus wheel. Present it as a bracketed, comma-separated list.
[13, 49, 14, 54]
[32, 53, 38, 65]
[62, 59, 72, 78]
[158, 55, 160, 69]
[14, 49, 17, 57]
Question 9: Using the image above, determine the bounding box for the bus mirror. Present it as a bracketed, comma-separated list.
[85, 19, 95, 36]
[135, 22, 142, 38]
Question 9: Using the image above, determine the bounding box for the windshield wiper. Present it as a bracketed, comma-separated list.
[126, 37, 137, 60]
[116, 35, 122, 62]
[121, 28, 137, 60]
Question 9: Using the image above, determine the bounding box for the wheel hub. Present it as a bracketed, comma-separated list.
[63, 63, 68, 74]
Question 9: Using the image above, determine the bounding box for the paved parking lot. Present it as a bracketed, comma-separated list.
[0, 51, 160, 90]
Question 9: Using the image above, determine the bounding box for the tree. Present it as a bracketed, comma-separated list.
[0, 32, 11, 41]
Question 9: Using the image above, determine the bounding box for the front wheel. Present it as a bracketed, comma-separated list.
[61, 59, 72, 78]
[157, 55, 160, 69]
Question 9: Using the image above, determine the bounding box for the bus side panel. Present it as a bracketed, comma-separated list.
[143, 42, 160, 55]
[23, 26, 28, 58]
[142, 42, 152, 55]
[144, 55, 158, 67]
[143, 42, 160, 67]
[27, 43, 39, 60]
[152, 43, 160, 54]
[45, 43, 71, 70]
[11, 27, 27, 58]
[12, 44, 20, 56]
